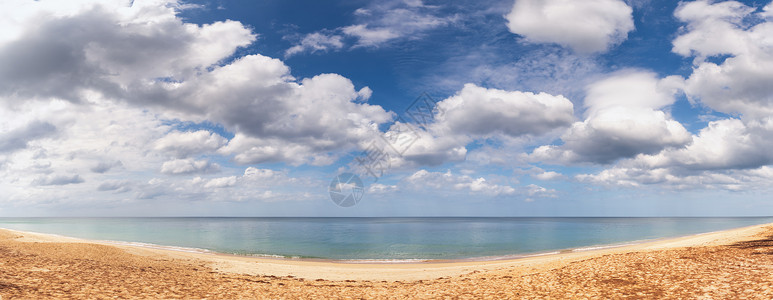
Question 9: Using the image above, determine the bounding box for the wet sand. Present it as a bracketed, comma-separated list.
[1, 223, 772, 298]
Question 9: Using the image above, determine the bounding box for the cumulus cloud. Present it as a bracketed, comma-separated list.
[374, 84, 574, 168]
[505, 0, 634, 53]
[90, 160, 122, 173]
[566, 1, 773, 190]
[160, 159, 220, 175]
[154, 130, 227, 158]
[368, 183, 399, 194]
[97, 180, 131, 192]
[147, 57, 392, 165]
[432, 49, 603, 105]
[379, 122, 469, 167]
[405, 169, 517, 196]
[0, 121, 56, 153]
[176, 167, 316, 202]
[434, 84, 575, 137]
[577, 164, 773, 191]
[0, 0, 255, 103]
[0, 0, 392, 209]
[575, 0, 773, 190]
[575, 116, 773, 190]
[567, 1, 773, 190]
[618, 118, 773, 171]
[525, 184, 557, 201]
[674, 0, 773, 118]
[531, 71, 691, 164]
[341, 25, 400, 47]
[650, 119, 773, 171]
[0, 94, 175, 206]
[394, 169, 558, 200]
[672, 0, 755, 58]
[0, 0, 395, 167]
[533, 171, 566, 181]
[32, 174, 84, 186]
[243, 167, 281, 179]
[203, 176, 237, 188]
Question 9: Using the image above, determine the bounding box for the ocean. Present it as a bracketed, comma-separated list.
[1, 217, 771, 261]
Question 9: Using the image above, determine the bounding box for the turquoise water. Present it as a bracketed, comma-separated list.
[1, 217, 771, 260]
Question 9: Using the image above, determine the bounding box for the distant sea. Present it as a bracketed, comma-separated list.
[1, 217, 772, 261]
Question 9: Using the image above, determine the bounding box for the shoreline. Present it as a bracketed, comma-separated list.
[2, 223, 772, 298]
[0, 223, 758, 265]
[1, 222, 771, 281]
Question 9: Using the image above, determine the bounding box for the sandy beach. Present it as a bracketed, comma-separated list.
[1, 223, 772, 299]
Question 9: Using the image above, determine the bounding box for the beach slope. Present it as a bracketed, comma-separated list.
[1, 223, 772, 298]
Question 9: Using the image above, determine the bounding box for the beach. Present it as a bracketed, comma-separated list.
[1, 223, 772, 299]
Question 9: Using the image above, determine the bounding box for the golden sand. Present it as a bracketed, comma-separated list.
[1, 223, 772, 299]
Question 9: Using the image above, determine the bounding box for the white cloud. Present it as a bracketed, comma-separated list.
[764, 3, 773, 18]
[372, 84, 574, 168]
[90, 160, 123, 173]
[284, 32, 344, 57]
[344, 4, 455, 48]
[655, 119, 773, 170]
[0, 0, 395, 167]
[0, 0, 393, 209]
[0, 96, 173, 206]
[434, 84, 575, 137]
[286, 0, 456, 54]
[32, 174, 84, 186]
[405, 169, 517, 196]
[575, 117, 773, 190]
[380, 122, 469, 167]
[433, 49, 603, 104]
[243, 167, 280, 179]
[577, 164, 773, 192]
[0, 121, 57, 153]
[368, 183, 398, 194]
[97, 180, 131, 192]
[525, 183, 557, 198]
[160, 158, 219, 175]
[156, 59, 392, 165]
[0, 0, 255, 103]
[154, 130, 227, 158]
[582, 71, 683, 116]
[204, 176, 237, 188]
[674, 0, 773, 118]
[672, 0, 755, 58]
[177, 167, 318, 202]
[395, 169, 559, 200]
[341, 25, 400, 47]
[533, 171, 566, 181]
[568, 1, 773, 191]
[626, 118, 773, 171]
[505, 0, 634, 53]
[531, 71, 691, 164]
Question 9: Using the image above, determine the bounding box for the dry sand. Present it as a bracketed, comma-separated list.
[1, 223, 772, 299]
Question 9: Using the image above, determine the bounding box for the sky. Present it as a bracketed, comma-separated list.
[1, 0, 772, 217]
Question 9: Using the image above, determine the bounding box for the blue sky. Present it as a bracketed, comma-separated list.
[1, 0, 773, 217]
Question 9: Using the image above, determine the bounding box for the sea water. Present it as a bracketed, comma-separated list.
[1, 217, 771, 261]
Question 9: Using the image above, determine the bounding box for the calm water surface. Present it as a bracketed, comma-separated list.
[1, 217, 771, 260]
